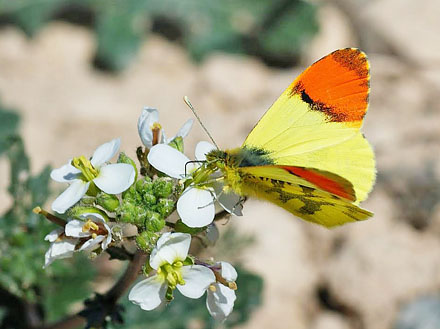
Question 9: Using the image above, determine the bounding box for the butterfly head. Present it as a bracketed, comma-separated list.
[205, 149, 227, 170]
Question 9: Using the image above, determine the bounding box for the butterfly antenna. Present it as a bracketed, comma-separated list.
[183, 96, 219, 149]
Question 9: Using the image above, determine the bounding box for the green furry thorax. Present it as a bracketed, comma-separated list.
[206, 146, 274, 169]
[205, 146, 274, 195]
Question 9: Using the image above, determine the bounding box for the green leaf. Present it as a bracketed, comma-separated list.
[257, 0, 319, 60]
[3, 0, 68, 36]
[0, 106, 96, 325]
[94, 1, 147, 71]
[174, 220, 206, 234]
[0, 107, 20, 155]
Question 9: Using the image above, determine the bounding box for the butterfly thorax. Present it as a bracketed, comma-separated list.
[206, 147, 274, 195]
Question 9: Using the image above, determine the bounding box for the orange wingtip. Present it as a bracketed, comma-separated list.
[290, 48, 370, 126]
[280, 165, 356, 201]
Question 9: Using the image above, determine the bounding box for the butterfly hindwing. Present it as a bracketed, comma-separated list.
[236, 165, 372, 227]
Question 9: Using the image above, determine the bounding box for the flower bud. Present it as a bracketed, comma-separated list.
[122, 185, 138, 202]
[146, 211, 165, 232]
[136, 231, 153, 251]
[143, 193, 157, 208]
[168, 136, 184, 152]
[80, 195, 96, 205]
[69, 206, 108, 220]
[155, 198, 175, 217]
[117, 202, 137, 223]
[136, 177, 153, 194]
[118, 152, 138, 182]
[96, 192, 120, 212]
[153, 177, 173, 198]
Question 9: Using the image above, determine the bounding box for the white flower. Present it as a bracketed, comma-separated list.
[129, 233, 215, 310]
[206, 262, 237, 321]
[43, 213, 113, 268]
[147, 141, 242, 228]
[43, 228, 78, 268]
[51, 138, 135, 214]
[64, 213, 112, 252]
[138, 107, 193, 148]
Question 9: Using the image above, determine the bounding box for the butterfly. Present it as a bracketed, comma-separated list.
[205, 48, 376, 228]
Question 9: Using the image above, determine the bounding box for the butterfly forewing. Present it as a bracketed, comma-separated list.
[242, 48, 375, 204]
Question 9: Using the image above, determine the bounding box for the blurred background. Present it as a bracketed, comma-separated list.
[1, 0, 440, 328]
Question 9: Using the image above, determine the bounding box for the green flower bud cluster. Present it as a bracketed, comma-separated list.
[116, 177, 175, 241]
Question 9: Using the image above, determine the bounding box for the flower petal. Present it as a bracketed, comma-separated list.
[65, 220, 91, 238]
[150, 232, 191, 270]
[138, 107, 159, 148]
[147, 144, 190, 179]
[220, 262, 238, 282]
[44, 239, 77, 268]
[51, 161, 81, 182]
[129, 275, 167, 311]
[101, 232, 112, 250]
[93, 163, 135, 194]
[79, 235, 105, 251]
[206, 283, 236, 321]
[195, 141, 216, 161]
[213, 182, 243, 216]
[175, 119, 194, 140]
[78, 212, 106, 223]
[205, 223, 219, 245]
[177, 187, 215, 228]
[177, 265, 215, 299]
[91, 138, 121, 168]
[45, 228, 63, 242]
[51, 180, 90, 214]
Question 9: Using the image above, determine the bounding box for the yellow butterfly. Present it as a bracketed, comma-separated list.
[204, 48, 376, 228]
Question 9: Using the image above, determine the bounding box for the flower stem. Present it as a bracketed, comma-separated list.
[33, 207, 67, 227]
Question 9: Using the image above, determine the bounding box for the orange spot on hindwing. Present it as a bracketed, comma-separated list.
[280, 166, 356, 201]
[290, 48, 370, 126]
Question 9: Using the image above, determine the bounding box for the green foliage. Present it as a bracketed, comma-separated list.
[0, 0, 69, 36]
[94, 1, 147, 71]
[0, 104, 95, 325]
[257, 1, 318, 63]
[108, 266, 263, 329]
[0, 0, 319, 70]
[0, 107, 20, 155]
[174, 219, 206, 234]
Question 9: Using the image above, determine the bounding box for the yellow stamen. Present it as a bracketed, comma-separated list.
[209, 284, 217, 292]
[151, 122, 162, 146]
[151, 122, 162, 130]
[167, 272, 177, 287]
[82, 219, 99, 233]
[72, 156, 99, 182]
[33, 206, 42, 214]
[228, 282, 237, 290]
[91, 233, 97, 239]
[158, 260, 186, 289]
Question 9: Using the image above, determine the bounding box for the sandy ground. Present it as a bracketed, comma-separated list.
[1, 0, 440, 328]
